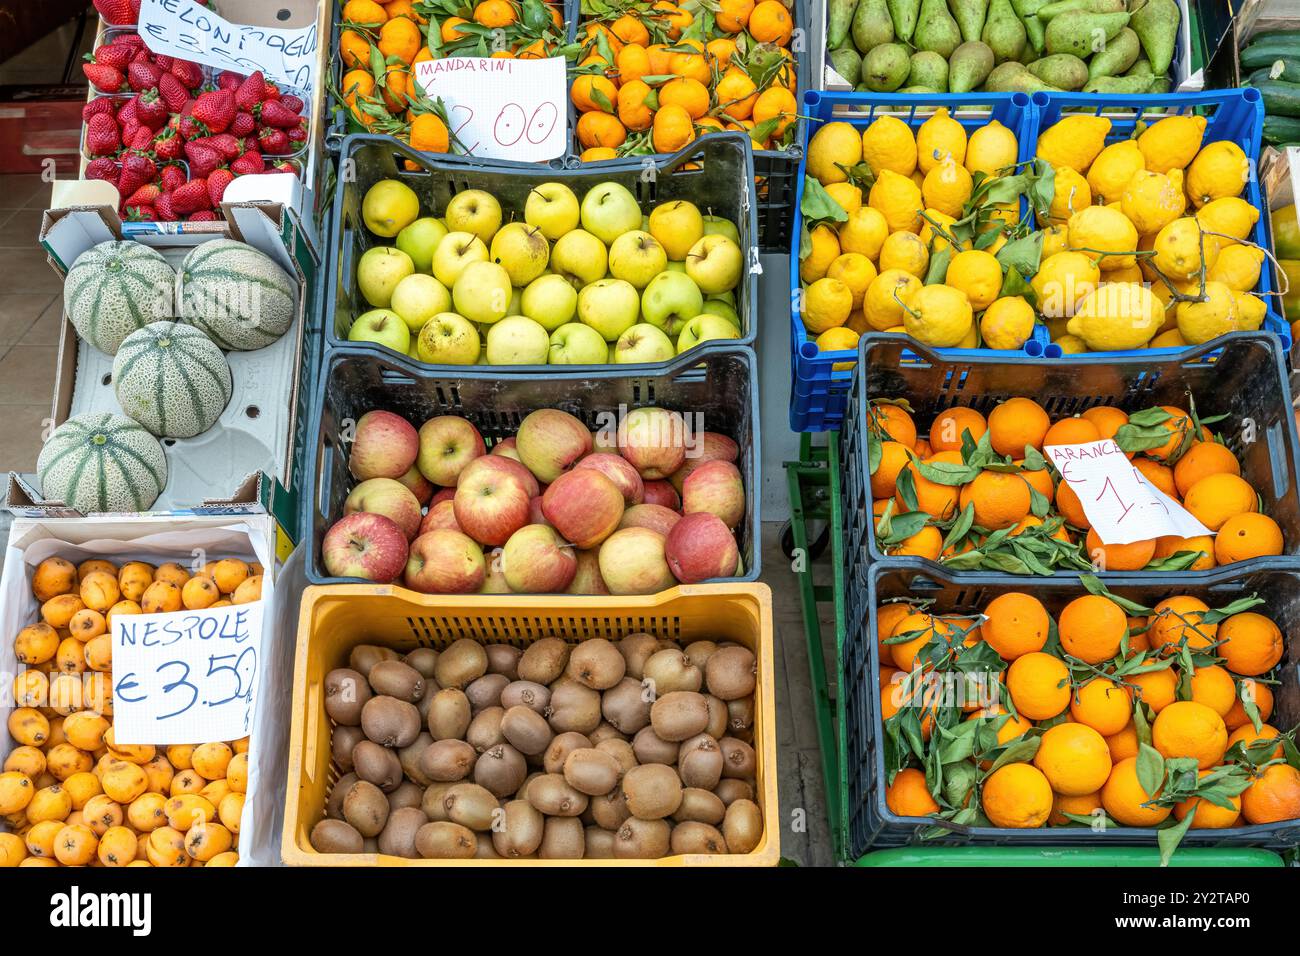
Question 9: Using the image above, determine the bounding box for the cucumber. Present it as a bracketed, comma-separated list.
[1245, 58, 1300, 85]
[1240, 37, 1300, 71]
[1263, 115, 1300, 143]
[1251, 78, 1300, 118]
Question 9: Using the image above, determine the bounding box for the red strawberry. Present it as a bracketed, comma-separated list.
[288, 121, 308, 144]
[160, 164, 187, 191]
[124, 204, 157, 221]
[207, 133, 243, 160]
[235, 71, 267, 110]
[257, 126, 290, 155]
[231, 111, 256, 137]
[171, 179, 211, 214]
[85, 157, 119, 182]
[154, 55, 175, 71]
[131, 46, 152, 64]
[158, 72, 189, 113]
[83, 97, 116, 122]
[126, 125, 153, 151]
[271, 161, 298, 176]
[93, 0, 138, 25]
[154, 191, 178, 222]
[207, 169, 235, 205]
[218, 72, 242, 92]
[279, 95, 305, 114]
[83, 63, 125, 93]
[124, 184, 162, 207]
[262, 81, 281, 100]
[170, 59, 204, 90]
[85, 114, 120, 157]
[116, 32, 145, 49]
[230, 150, 265, 176]
[187, 210, 221, 222]
[88, 43, 132, 71]
[257, 99, 300, 129]
[121, 152, 156, 183]
[179, 115, 203, 140]
[127, 61, 162, 93]
[184, 141, 222, 178]
[191, 90, 236, 133]
[134, 89, 168, 129]
[119, 121, 142, 148]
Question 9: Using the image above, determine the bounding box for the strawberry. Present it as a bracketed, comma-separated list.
[191, 90, 236, 133]
[154, 191, 178, 222]
[124, 204, 157, 221]
[231, 112, 256, 137]
[257, 126, 290, 155]
[230, 150, 265, 176]
[262, 81, 281, 100]
[207, 168, 235, 205]
[171, 179, 211, 214]
[83, 63, 125, 93]
[120, 152, 156, 185]
[271, 161, 298, 176]
[131, 46, 152, 64]
[116, 32, 145, 50]
[288, 121, 308, 144]
[85, 114, 120, 157]
[235, 71, 267, 111]
[257, 99, 300, 129]
[116, 97, 137, 123]
[85, 157, 119, 182]
[88, 43, 132, 71]
[93, 0, 138, 25]
[218, 72, 242, 92]
[159, 164, 187, 191]
[126, 125, 154, 151]
[83, 97, 116, 122]
[124, 184, 162, 207]
[127, 61, 162, 93]
[206, 133, 243, 160]
[279, 95, 305, 114]
[170, 59, 204, 90]
[187, 210, 221, 222]
[184, 141, 222, 179]
[134, 89, 168, 129]
[154, 55, 175, 71]
[119, 121, 142, 148]
[158, 72, 189, 113]
[179, 115, 203, 139]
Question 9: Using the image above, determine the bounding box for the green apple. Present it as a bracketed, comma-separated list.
[390, 273, 451, 331]
[490, 222, 550, 286]
[614, 323, 675, 364]
[444, 189, 502, 244]
[608, 342, 619, 362]
[407, 337, 421, 361]
[702, 214, 740, 244]
[649, 200, 704, 261]
[677, 314, 741, 353]
[608, 230, 668, 290]
[701, 297, 741, 328]
[548, 322, 608, 365]
[395, 217, 448, 273]
[640, 270, 703, 338]
[508, 287, 523, 316]
[685, 234, 743, 294]
[486, 315, 550, 365]
[521, 274, 579, 331]
[349, 308, 410, 354]
[525, 182, 580, 240]
[416, 312, 480, 365]
[453, 261, 512, 325]
[362, 180, 419, 237]
[577, 278, 640, 342]
[551, 229, 608, 288]
[431, 232, 488, 288]
[357, 246, 415, 308]
[708, 290, 737, 307]
[665, 260, 686, 273]
[580, 181, 641, 245]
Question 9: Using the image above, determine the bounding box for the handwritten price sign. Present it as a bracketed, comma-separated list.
[111, 601, 263, 744]
[413, 57, 567, 162]
[1046, 440, 1211, 546]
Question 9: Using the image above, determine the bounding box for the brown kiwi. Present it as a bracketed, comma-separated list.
[403, 647, 439, 679]
[348, 644, 399, 678]
[517, 637, 570, 685]
[419, 738, 477, 782]
[713, 778, 753, 806]
[415, 820, 477, 859]
[442, 782, 499, 831]
[601, 677, 652, 734]
[465, 673, 509, 712]
[719, 736, 756, 779]
[613, 817, 670, 859]
[516, 771, 542, 803]
[500, 680, 550, 714]
[310, 818, 364, 854]
[473, 743, 528, 797]
[590, 784, 631, 830]
[546, 678, 602, 734]
[562, 748, 621, 796]
[704, 645, 756, 700]
[621, 764, 683, 819]
[342, 779, 390, 838]
[432, 638, 489, 689]
[722, 798, 762, 853]
[684, 640, 719, 670]
[377, 806, 426, 858]
[368, 660, 425, 702]
[352, 739, 404, 791]
[543, 731, 592, 774]
[416, 680, 438, 723]
[584, 826, 616, 858]
[674, 787, 726, 825]
[588, 722, 627, 744]
[539, 816, 585, 859]
[324, 668, 371, 726]
[484, 643, 521, 679]
[726, 695, 754, 732]
[677, 733, 724, 790]
[331, 725, 364, 773]
[466, 705, 506, 753]
[525, 773, 589, 816]
[361, 695, 421, 748]
[326, 772, 357, 819]
[501, 704, 554, 755]
[491, 799, 544, 857]
[617, 633, 660, 680]
[567, 638, 626, 690]
[649, 690, 711, 742]
[595, 738, 637, 774]
[671, 820, 727, 855]
[474, 838, 501, 859]
[387, 781, 424, 812]
[421, 781, 454, 822]
[632, 726, 679, 766]
[398, 732, 435, 786]
[426, 688, 472, 740]
[642, 649, 702, 694]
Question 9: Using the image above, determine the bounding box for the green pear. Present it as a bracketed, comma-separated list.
[1088, 26, 1141, 79]
[949, 40, 996, 93]
[886, 0, 921, 42]
[1027, 53, 1089, 90]
[862, 43, 911, 91]
[950, 0, 989, 43]
[852, 0, 895, 52]
[827, 0, 858, 49]
[914, 0, 962, 56]
[907, 50, 950, 89]
[1130, 0, 1178, 75]
[830, 46, 863, 85]
[1044, 10, 1129, 58]
[1082, 73, 1155, 93]
[1011, 0, 1049, 52]
[982, 0, 1026, 63]
[985, 60, 1060, 92]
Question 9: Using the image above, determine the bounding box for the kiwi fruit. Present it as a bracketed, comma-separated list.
[650, 691, 710, 742]
[492, 799, 545, 857]
[324, 668, 371, 726]
[714, 778, 753, 806]
[543, 731, 592, 774]
[442, 782, 499, 831]
[539, 816, 585, 859]
[465, 673, 508, 712]
[501, 704, 555, 755]
[642, 649, 702, 695]
[727, 696, 755, 732]
[474, 743, 528, 797]
[368, 660, 425, 702]
[632, 726, 679, 766]
[416, 680, 437, 723]
[421, 781, 454, 822]
[618, 633, 660, 679]
[546, 679, 602, 734]
[349, 644, 399, 678]
[361, 695, 421, 748]
[677, 733, 724, 790]
[516, 770, 542, 802]
[526, 773, 589, 816]
[595, 738, 637, 774]
[342, 779, 390, 838]
[331, 725, 364, 772]
[562, 748, 621, 796]
[377, 806, 426, 858]
[518, 637, 570, 684]
[719, 736, 756, 779]
[588, 721, 626, 744]
[426, 688, 472, 740]
[614, 817, 670, 859]
[475, 838, 501, 859]
[684, 640, 719, 670]
[419, 738, 477, 782]
[310, 818, 364, 854]
[415, 820, 477, 859]
[590, 784, 631, 830]
[387, 780, 424, 812]
[622, 764, 683, 819]
[703, 694, 730, 739]
[674, 820, 728, 854]
[398, 732, 435, 785]
[567, 638, 626, 690]
[466, 705, 506, 753]
[326, 772, 358, 819]
[403, 647, 439, 678]
[352, 739, 404, 791]
[500, 680, 550, 714]
[601, 677, 651, 734]
[485, 643, 521, 679]
[433, 638, 489, 689]
[704, 645, 756, 700]
[584, 826, 616, 858]
[722, 798, 762, 853]
[674, 787, 726, 825]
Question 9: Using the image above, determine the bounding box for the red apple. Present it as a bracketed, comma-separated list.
[597, 527, 676, 595]
[344, 477, 423, 540]
[574, 452, 645, 506]
[515, 408, 592, 482]
[322, 512, 408, 582]
[502, 524, 577, 593]
[643, 479, 681, 510]
[670, 431, 741, 492]
[396, 464, 434, 505]
[591, 425, 619, 454]
[459, 453, 539, 498]
[453, 457, 532, 546]
[619, 503, 681, 537]
[664, 512, 739, 584]
[481, 548, 511, 593]
[405, 529, 485, 593]
[528, 495, 549, 526]
[430, 487, 456, 506]
[350, 410, 419, 481]
[419, 498, 461, 535]
[567, 549, 609, 595]
[417, 415, 486, 486]
[682, 460, 745, 529]
[618, 407, 687, 479]
[542, 469, 626, 548]
[491, 437, 521, 461]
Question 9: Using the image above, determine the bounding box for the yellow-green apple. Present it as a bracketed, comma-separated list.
[521, 274, 578, 331]
[614, 323, 675, 363]
[597, 527, 676, 594]
[619, 503, 681, 537]
[345, 477, 423, 540]
[419, 498, 460, 535]
[618, 407, 687, 478]
[491, 436, 520, 460]
[701, 298, 741, 327]
[453, 455, 533, 545]
[677, 314, 741, 353]
[480, 548, 511, 593]
[404, 528, 486, 593]
[578, 278, 640, 341]
[486, 315, 550, 364]
[608, 230, 668, 289]
[574, 452, 644, 505]
[350, 308, 410, 353]
[567, 549, 609, 595]
[396, 217, 449, 273]
[501, 524, 577, 592]
[390, 273, 451, 331]
[350, 409, 419, 480]
[490, 222, 549, 285]
[417, 415, 486, 486]
[396, 464, 434, 505]
[702, 215, 740, 243]
[541, 468, 625, 548]
[640, 271, 703, 338]
[516, 408, 592, 481]
[358, 246, 415, 308]
[592, 424, 619, 453]
[444, 189, 502, 244]
[323, 512, 409, 581]
[649, 199, 704, 261]
[431, 232, 488, 287]
[549, 322, 608, 364]
[551, 229, 607, 288]
[416, 311, 480, 365]
[642, 479, 681, 510]
[507, 287, 523, 316]
[670, 431, 740, 491]
[682, 459, 745, 528]
[453, 261, 512, 325]
[685, 234, 743, 294]
[664, 512, 739, 583]
[580, 181, 641, 244]
[525, 182, 580, 240]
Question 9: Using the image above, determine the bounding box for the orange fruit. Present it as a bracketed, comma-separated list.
[1216, 611, 1283, 676]
[658, 77, 710, 120]
[1105, 723, 1140, 762]
[652, 104, 695, 153]
[876, 603, 913, 663]
[1173, 770, 1242, 828]
[988, 397, 1050, 456]
[646, 42, 673, 74]
[1172, 441, 1240, 496]
[885, 767, 939, 817]
[714, 68, 758, 120]
[581, 147, 618, 163]
[616, 79, 654, 132]
[1145, 405, 1196, 461]
[1009, 514, 1070, 542]
[1125, 616, 1151, 655]
[707, 37, 738, 69]
[958, 471, 1032, 531]
[577, 110, 627, 149]
[616, 44, 650, 84]
[1007, 651, 1070, 720]
[651, 0, 693, 38]
[1084, 528, 1156, 571]
[1214, 512, 1284, 564]
[1241, 764, 1300, 824]
[1080, 405, 1128, 442]
[439, 15, 470, 42]
[1055, 480, 1090, 529]
[610, 12, 650, 45]
[929, 407, 987, 452]
[968, 706, 1033, 748]
[1133, 456, 1177, 497]
[1189, 663, 1237, 717]
[890, 524, 943, 560]
[869, 404, 918, 448]
[981, 592, 1050, 660]
[715, 0, 755, 32]
[1152, 700, 1228, 769]
[1070, 677, 1133, 736]
[1153, 533, 1216, 570]
[889, 612, 952, 671]
[1042, 417, 1101, 447]
[1016, 463, 1055, 502]
[752, 86, 799, 140]
[571, 73, 618, 113]
[1224, 678, 1273, 729]
[870, 441, 911, 498]
[1182, 473, 1257, 531]
[1058, 594, 1127, 664]
[982, 763, 1053, 828]
[1128, 661, 1177, 713]
[1050, 790, 1103, 826]
[1102, 757, 1172, 826]
[1149, 595, 1217, 654]
[895, 451, 962, 520]
[1227, 723, 1283, 760]
[1034, 723, 1113, 796]
[748, 0, 793, 43]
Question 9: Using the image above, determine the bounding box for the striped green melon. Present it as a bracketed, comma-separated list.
[112, 322, 233, 438]
[64, 241, 176, 356]
[37, 413, 167, 513]
[177, 239, 297, 350]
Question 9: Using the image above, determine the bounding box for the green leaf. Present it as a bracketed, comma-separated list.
[941, 502, 976, 555]
[1137, 742, 1165, 800]
[867, 429, 883, 477]
[986, 735, 1041, 774]
[1029, 159, 1057, 220]
[995, 230, 1044, 279]
[800, 176, 849, 225]
[925, 245, 953, 286]
[913, 456, 981, 487]
[1202, 594, 1266, 625]
[1114, 422, 1176, 454]
[984, 173, 1030, 206]
[1079, 574, 1154, 615]
[1157, 809, 1195, 866]
[1028, 483, 1050, 519]
[1021, 446, 1047, 471]
[880, 511, 932, 545]
[894, 464, 919, 513]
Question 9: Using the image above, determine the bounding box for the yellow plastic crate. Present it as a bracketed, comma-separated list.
[282, 583, 778, 867]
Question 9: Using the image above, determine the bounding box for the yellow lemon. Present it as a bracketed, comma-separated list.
[1150, 328, 1188, 348]
[1186, 141, 1249, 208]
[868, 169, 924, 233]
[922, 160, 974, 218]
[1041, 223, 1070, 258]
[1195, 197, 1259, 246]
[945, 249, 1003, 311]
[1121, 168, 1186, 235]
[903, 283, 974, 346]
[1206, 244, 1265, 291]
[860, 114, 917, 178]
[988, 201, 1021, 230]
[878, 230, 930, 278]
[1067, 282, 1165, 350]
[1137, 113, 1207, 173]
[838, 206, 890, 260]
[919, 208, 961, 253]
[864, 269, 923, 331]
[803, 277, 854, 333]
[1067, 205, 1139, 271]
[1232, 291, 1267, 331]
[1101, 263, 1144, 284]
[1054, 332, 1088, 353]
[824, 181, 863, 216]
[1087, 140, 1146, 205]
[980, 296, 1037, 350]
[816, 326, 860, 370]
[1153, 216, 1219, 279]
[799, 224, 840, 283]
[827, 252, 878, 309]
[1036, 114, 1110, 173]
[966, 119, 1019, 178]
[1046, 166, 1091, 223]
[807, 121, 863, 185]
[1032, 251, 1101, 320]
[1175, 281, 1241, 344]
[916, 107, 967, 174]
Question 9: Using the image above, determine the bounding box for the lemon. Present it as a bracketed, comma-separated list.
[1151, 275, 1199, 315]
[824, 181, 863, 216]
[1067, 282, 1165, 350]
[903, 283, 974, 347]
[1067, 205, 1139, 271]
[1036, 114, 1110, 173]
[922, 160, 974, 218]
[869, 169, 924, 233]
[799, 224, 840, 283]
[966, 120, 1019, 178]
[1206, 244, 1265, 291]
[1032, 251, 1101, 320]
[981, 296, 1036, 350]
[807, 121, 863, 185]
[1087, 140, 1146, 205]
[919, 208, 961, 253]
[1186, 141, 1249, 208]
[861, 115, 918, 178]
[1153, 216, 1219, 279]
[878, 231, 930, 278]
[1176, 281, 1241, 343]
[946, 249, 1003, 311]
[803, 277, 854, 333]
[1121, 168, 1186, 235]
[989, 202, 1021, 230]
[1102, 263, 1143, 283]
[1041, 224, 1070, 258]
[363, 180, 421, 237]
[1054, 333, 1088, 354]
[1195, 197, 1259, 246]
[957, 325, 979, 348]
[916, 107, 967, 174]
[826, 252, 878, 309]
[1150, 328, 1188, 348]
[816, 326, 860, 370]
[1233, 291, 1266, 331]
[838, 206, 890, 261]
[864, 269, 923, 331]
[1046, 166, 1092, 224]
[981, 229, 1008, 256]
[1137, 230, 1161, 282]
[1137, 114, 1206, 173]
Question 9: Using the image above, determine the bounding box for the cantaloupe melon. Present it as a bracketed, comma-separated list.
[37, 413, 167, 513]
[112, 322, 233, 438]
[176, 239, 297, 350]
[64, 241, 176, 355]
